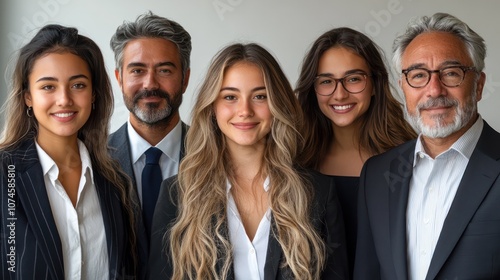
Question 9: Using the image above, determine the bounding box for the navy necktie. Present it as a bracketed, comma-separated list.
[142, 147, 163, 236]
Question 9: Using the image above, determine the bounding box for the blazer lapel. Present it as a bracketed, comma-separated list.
[388, 143, 415, 280]
[93, 171, 122, 277]
[109, 124, 136, 186]
[180, 122, 188, 160]
[15, 141, 64, 279]
[263, 216, 283, 280]
[426, 123, 500, 280]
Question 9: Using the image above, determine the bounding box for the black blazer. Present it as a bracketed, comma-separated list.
[0, 139, 132, 279]
[354, 120, 500, 280]
[148, 169, 349, 280]
[108, 121, 188, 279]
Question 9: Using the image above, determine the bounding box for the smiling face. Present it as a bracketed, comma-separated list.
[25, 52, 93, 143]
[214, 62, 272, 152]
[315, 47, 373, 130]
[400, 31, 485, 139]
[116, 38, 189, 127]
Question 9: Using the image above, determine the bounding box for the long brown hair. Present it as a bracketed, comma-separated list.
[296, 27, 416, 169]
[0, 24, 137, 276]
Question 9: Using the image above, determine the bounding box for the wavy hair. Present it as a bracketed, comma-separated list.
[296, 27, 416, 169]
[0, 24, 137, 275]
[392, 12, 486, 74]
[110, 11, 191, 80]
[169, 43, 326, 280]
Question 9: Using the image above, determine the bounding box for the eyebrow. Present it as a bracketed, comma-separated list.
[317, 69, 368, 77]
[126, 61, 177, 69]
[404, 60, 463, 71]
[220, 86, 266, 92]
[35, 74, 90, 83]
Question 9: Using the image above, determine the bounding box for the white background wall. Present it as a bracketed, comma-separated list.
[1, 0, 499, 132]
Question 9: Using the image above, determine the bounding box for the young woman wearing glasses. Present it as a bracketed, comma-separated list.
[295, 27, 417, 277]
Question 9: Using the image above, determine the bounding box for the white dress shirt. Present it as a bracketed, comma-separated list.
[227, 178, 271, 280]
[36, 139, 109, 280]
[406, 116, 483, 280]
[127, 119, 182, 205]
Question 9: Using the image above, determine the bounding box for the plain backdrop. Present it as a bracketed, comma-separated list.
[1, 0, 499, 132]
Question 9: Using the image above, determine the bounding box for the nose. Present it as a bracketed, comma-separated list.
[56, 87, 73, 107]
[143, 71, 159, 90]
[238, 99, 254, 118]
[426, 72, 446, 98]
[332, 81, 349, 100]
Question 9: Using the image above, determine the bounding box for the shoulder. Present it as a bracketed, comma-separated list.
[364, 139, 416, 170]
[476, 121, 500, 160]
[108, 123, 128, 145]
[0, 139, 39, 173]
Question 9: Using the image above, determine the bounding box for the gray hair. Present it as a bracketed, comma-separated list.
[110, 11, 192, 78]
[392, 12, 486, 73]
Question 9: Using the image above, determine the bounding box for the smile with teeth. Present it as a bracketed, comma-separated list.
[53, 112, 75, 118]
[332, 104, 354, 110]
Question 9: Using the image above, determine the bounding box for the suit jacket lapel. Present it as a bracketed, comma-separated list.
[264, 216, 283, 280]
[388, 143, 415, 280]
[15, 140, 64, 279]
[93, 170, 122, 277]
[109, 124, 136, 186]
[426, 123, 500, 280]
[180, 122, 188, 160]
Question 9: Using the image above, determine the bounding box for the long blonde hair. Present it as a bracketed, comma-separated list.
[0, 24, 137, 275]
[169, 43, 326, 280]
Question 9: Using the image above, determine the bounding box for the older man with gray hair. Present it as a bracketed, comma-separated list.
[355, 12, 500, 280]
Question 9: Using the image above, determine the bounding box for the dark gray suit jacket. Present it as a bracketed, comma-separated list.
[0, 139, 132, 279]
[108, 122, 188, 279]
[354, 121, 500, 280]
[148, 169, 349, 280]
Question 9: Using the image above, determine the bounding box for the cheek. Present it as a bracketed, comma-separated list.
[316, 97, 331, 116]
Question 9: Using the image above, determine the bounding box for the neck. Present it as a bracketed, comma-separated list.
[130, 113, 180, 146]
[332, 123, 361, 151]
[229, 145, 265, 184]
[36, 134, 81, 167]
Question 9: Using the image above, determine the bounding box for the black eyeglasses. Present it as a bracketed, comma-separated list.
[314, 72, 370, 96]
[401, 66, 477, 88]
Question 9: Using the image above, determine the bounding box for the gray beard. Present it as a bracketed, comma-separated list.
[405, 87, 477, 139]
[132, 102, 173, 125]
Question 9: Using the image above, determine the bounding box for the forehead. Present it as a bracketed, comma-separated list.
[401, 31, 473, 68]
[122, 37, 180, 65]
[318, 47, 369, 73]
[30, 52, 90, 78]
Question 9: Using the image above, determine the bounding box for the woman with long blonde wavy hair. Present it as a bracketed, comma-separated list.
[148, 43, 348, 280]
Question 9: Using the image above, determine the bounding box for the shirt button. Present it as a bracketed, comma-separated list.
[250, 248, 255, 254]
[424, 218, 430, 224]
[419, 153, 425, 159]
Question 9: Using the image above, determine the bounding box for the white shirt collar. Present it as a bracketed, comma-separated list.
[127, 118, 182, 163]
[414, 115, 483, 165]
[36, 139, 94, 184]
[226, 176, 270, 194]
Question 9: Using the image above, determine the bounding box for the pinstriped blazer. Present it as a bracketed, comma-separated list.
[108, 121, 188, 280]
[0, 139, 132, 279]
